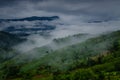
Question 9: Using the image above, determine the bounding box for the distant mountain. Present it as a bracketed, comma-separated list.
[0, 16, 59, 22]
[0, 31, 24, 48]
[87, 18, 118, 23]
[3, 25, 56, 37]
[0, 16, 60, 37]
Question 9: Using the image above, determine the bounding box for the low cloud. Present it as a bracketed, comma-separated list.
[0, 0, 120, 55]
[13, 18, 120, 52]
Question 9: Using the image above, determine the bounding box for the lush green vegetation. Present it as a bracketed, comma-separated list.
[0, 31, 120, 80]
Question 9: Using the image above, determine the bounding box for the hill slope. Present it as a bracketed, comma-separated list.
[0, 31, 24, 48]
[0, 31, 25, 63]
[0, 30, 120, 80]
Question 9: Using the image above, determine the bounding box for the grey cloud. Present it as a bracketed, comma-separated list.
[13, 19, 120, 52]
[1, 0, 120, 57]
[0, 0, 120, 20]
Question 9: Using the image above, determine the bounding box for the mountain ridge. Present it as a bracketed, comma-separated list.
[0, 16, 59, 22]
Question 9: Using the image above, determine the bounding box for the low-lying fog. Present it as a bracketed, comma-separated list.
[12, 16, 120, 53]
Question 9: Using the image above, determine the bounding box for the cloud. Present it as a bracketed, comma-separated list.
[1, 0, 120, 53]
[13, 18, 120, 52]
[0, 0, 120, 20]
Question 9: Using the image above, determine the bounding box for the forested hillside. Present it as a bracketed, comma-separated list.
[0, 30, 120, 80]
[0, 31, 24, 48]
[0, 31, 25, 63]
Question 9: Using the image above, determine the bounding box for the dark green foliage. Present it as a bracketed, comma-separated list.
[1, 31, 120, 80]
[0, 31, 24, 48]
[0, 31, 25, 63]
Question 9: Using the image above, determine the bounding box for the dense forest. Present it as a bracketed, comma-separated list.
[0, 30, 120, 80]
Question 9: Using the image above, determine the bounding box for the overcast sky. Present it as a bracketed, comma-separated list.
[0, 0, 120, 20]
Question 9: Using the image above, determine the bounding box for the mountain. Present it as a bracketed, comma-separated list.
[0, 16, 59, 22]
[3, 25, 56, 37]
[87, 18, 119, 23]
[0, 16, 60, 37]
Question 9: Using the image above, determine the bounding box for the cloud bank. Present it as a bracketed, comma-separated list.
[0, 0, 120, 53]
[0, 0, 120, 20]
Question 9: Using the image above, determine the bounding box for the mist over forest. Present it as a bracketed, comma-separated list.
[0, 0, 120, 80]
